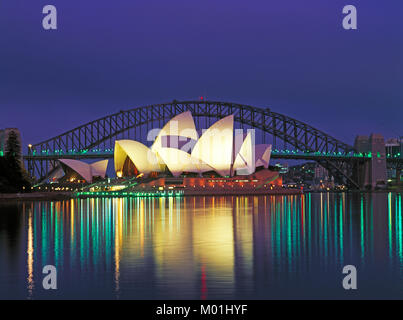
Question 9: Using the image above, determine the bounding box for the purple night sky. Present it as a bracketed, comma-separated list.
[0, 0, 402, 149]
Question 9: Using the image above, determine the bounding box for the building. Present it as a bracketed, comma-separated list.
[114, 111, 273, 179]
[385, 137, 402, 182]
[52, 112, 287, 195]
[314, 164, 329, 181]
[274, 163, 288, 174]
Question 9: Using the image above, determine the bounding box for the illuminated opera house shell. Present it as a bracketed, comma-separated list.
[59, 159, 109, 183]
[114, 111, 272, 178]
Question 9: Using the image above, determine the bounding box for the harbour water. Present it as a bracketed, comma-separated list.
[0, 192, 402, 299]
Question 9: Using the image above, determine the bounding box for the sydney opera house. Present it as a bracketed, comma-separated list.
[58, 112, 285, 195]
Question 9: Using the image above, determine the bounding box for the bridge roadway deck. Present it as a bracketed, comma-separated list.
[23, 152, 376, 162]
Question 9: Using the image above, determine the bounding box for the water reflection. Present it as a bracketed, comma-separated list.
[27, 208, 34, 298]
[0, 192, 402, 299]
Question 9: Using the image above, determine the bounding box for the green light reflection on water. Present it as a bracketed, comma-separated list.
[360, 197, 365, 261]
[388, 192, 393, 260]
[22, 192, 403, 298]
[396, 194, 403, 262]
[339, 195, 344, 265]
[41, 204, 48, 267]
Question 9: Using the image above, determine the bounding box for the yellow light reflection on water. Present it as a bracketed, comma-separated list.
[27, 208, 34, 298]
[114, 198, 124, 294]
[20, 192, 403, 299]
[193, 197, 235, 296]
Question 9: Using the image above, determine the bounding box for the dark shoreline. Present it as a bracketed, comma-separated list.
[0, 192, 72, 202]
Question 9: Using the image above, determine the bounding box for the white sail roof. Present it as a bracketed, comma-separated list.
[255, 144, 272, 169]
[91, 160, 109, 178]
[191, 115, 234, 177]
[233, 132, 255, 175]
[151, 111, 198, 154]
[115, 140, 162, 176]
[60, 159, 92, 182]
[157, 148, 213, 177]
[233, 132, 245, 159]
[111, 113, 268, 178]
[59, 159, 109, 183]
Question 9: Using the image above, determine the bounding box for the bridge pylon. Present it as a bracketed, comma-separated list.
[354, 134, 387, 190]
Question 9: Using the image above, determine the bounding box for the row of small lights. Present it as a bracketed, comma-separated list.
[75, 191, 184, 198]
[27, 145, 401, 159]
[36, 148, 114, 153]
[272, 149, 373, 157]
[32, 186, 79, 191]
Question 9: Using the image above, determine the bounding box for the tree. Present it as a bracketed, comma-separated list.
[0, 130, 31, 193]
[5, 130, 22, 172]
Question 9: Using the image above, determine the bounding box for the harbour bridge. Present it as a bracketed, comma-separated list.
[24, 100, 402, 189]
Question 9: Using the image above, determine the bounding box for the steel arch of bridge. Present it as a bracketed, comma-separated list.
[26, 100, 360, 187]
